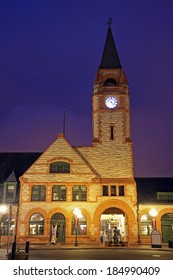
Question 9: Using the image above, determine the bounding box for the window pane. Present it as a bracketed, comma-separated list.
[6, 184, 15, 201]
[141, 214, 152, 236]
[71, 213, 87, 235]
[0, 214, 14, 236]
[119, 185, 124, 196]
[50, 162, 70, 173]
[111, 186, 116, 196]
[52, 185, 66, 201]
[72, 186, 86, 201]
[29, 213, 44, 235]
[103, 185, 108, 196]
[32, 186, 46, 201]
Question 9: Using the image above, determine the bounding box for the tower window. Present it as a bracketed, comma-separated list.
[103, 185, 108, 196]
[110, 126, 114, 140]
[104, 78, 117, 86]
[119, 185, 125, 196]
[111, 186, 116, 196]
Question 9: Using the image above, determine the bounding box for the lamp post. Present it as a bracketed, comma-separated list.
[6, 204, 12, 258]
[149, 208, 158, 230]
[0, 205, 7, 248]
[136, 203, 141, 244]
[73, 208, 82, 247]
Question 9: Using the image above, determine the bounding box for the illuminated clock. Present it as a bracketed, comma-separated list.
[105, 96, 118, 108]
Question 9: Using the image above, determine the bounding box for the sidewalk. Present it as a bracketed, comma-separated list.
[0, 242, 172, 260]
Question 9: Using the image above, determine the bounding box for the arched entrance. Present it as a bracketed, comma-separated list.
[50, 213, 66, 243]
[161, 213, 173, 243]
[100, 207, 127, 244]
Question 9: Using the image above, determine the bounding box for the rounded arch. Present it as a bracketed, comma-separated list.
[68, 208, 92, 236]
[93, 199, 136, 242]
[158, 208, 173, 220]
[93, 199, 135, 222]
[48, 207, 68, 220]
[104, 78, 117, 86]
[25, 207, 47, 222]
[23, 207, 47, 236]
[50, 211, 66, 243]
[29, 212, 44, 235]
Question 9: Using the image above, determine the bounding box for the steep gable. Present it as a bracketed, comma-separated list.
[20, 133, 98, 183]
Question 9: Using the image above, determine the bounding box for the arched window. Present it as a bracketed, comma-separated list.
[71, 213, 87, 235]
[104, 78, 117, 86]
[50, 162, 70, 173]
[29, 213, 44, 235]
[141, 214, 152, 236]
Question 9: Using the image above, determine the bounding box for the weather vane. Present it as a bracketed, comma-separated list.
[107, 15, 112, 28]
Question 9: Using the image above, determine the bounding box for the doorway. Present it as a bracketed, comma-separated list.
[100, 207, 127, 243]
[161, 213, 173, 243]
[50, 213, 66, 243]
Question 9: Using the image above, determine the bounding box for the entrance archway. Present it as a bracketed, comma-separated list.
[161, 213, 173, 243]
[50, 213, 66, 243]
[100, 207, 126, 243]
[94, 199, 136, 243]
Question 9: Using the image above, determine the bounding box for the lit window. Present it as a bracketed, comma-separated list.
[141, 214, 152, 236]
[72, 186, 87, 201]
[0, 214, 15, 236]
[52, 185, 66, 201]
[71, 213, 87, 235]
[29, 213, 44, 235]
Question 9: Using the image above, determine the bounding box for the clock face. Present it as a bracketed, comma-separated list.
[105, 96, 118, 108]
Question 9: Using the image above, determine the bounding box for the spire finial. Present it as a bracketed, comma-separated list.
[107, 15, 112, 28]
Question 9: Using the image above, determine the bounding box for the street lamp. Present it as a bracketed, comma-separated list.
[73, 208, 82, 246]
[0, 205, 7, 248]
[149, 208, 158, 230]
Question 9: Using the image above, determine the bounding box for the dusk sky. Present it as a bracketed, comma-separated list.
[0, 0, 173, 177]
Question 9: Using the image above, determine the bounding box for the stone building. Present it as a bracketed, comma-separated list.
[0, 23, 173, 246]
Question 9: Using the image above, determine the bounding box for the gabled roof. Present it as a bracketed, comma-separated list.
[100, 26, 122, 69]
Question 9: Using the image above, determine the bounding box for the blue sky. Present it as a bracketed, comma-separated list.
[0, 0, 173, 177]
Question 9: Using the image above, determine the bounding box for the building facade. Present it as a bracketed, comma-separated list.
[17, 24, 138, 244]
[0, 23, 173, 246]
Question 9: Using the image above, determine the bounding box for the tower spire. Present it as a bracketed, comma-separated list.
[100, 18, 121, 69]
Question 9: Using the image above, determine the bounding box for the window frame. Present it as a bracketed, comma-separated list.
[72, 185, 87, 201]
[50, 161, 70, 173]
[31, 185, 46, 201]
[52, 185, 66, 201]
[29, 212, 44, 235]
[71, 213, 87, 235]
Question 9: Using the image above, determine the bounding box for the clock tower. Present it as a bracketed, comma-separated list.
[92, 21, 134, 178]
